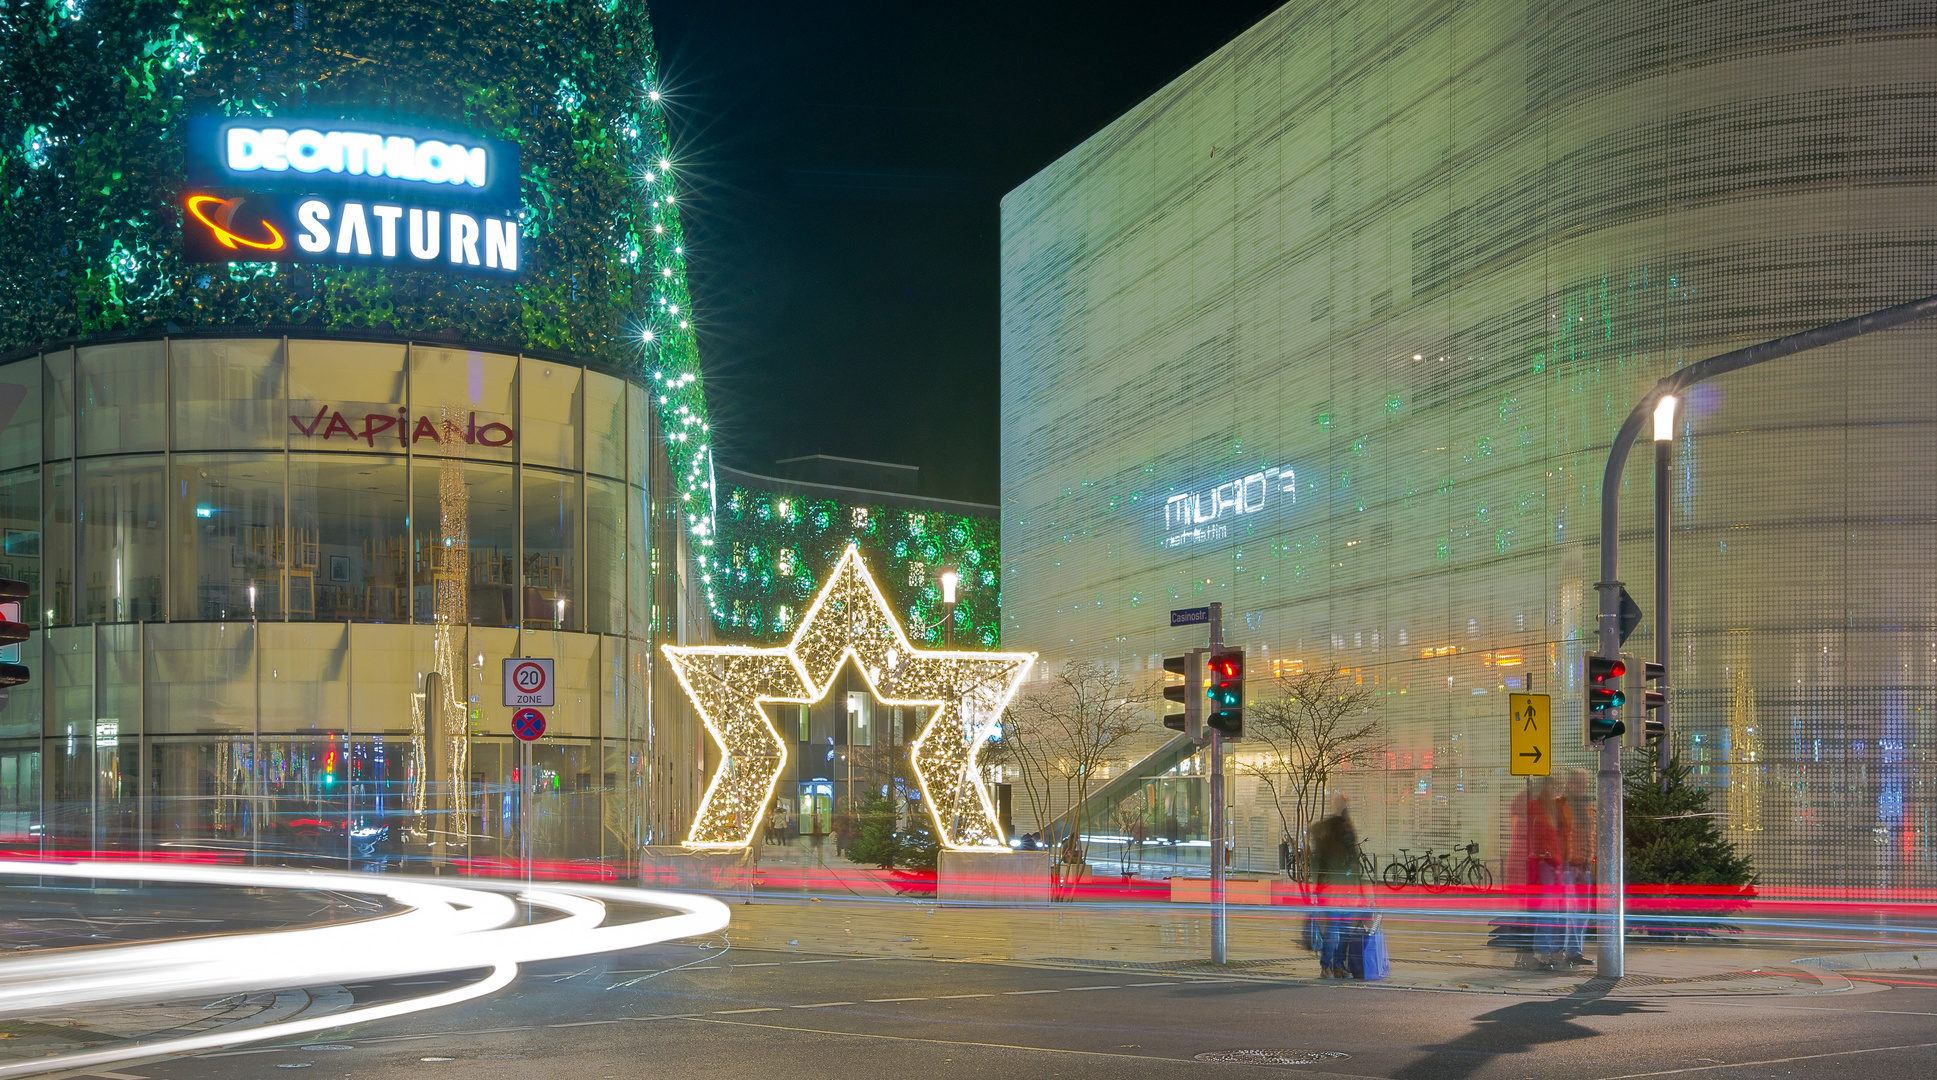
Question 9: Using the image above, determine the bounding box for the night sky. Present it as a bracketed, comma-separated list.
[648, 1, 1284, 505]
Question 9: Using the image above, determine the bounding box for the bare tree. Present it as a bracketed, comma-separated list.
[1234, 665, 1382, 880]
[989, 659, 1155, 868]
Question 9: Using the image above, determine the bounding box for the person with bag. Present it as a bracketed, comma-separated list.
[1308, 793, 1365, 978]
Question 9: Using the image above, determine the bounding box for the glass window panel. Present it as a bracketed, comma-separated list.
[287, 340, 407, 455]
[628, 477, 647, 639]
[173, 338, 286, 451]
[520, 361, 581, 471]
[149, 736, 252, 845]
[173, 453, 285, 621]
[0, 356, 41, 472]
[288, 454, 408, 623]
[627, 382, 651, 489]
[44, 349, 73, 461]
[469, 625, 515, 737]
[515, 633, 596, 738]
[96, 623, 140, 746]
[144, 622, 255, 735]
[80, 458, 165, 623]
[261, 623, 348, 734]
[409, 347, 516, 463]
[0, 655, 39, 740]
[586, 476, 625, 635]
[523, 467, 580, 632]
[585, 370, 625, 478]
[0, 466, 41, 622]
[602, 634, 624, 747]
[348, 624, 437, 736]
[45, 462, 71, 627]
[258, 733, 353, 861]
[44, 626, 91, 737]
[0, 740, 41, 839]
[77, 342, 165, 455]
[413, 460, 515, 626]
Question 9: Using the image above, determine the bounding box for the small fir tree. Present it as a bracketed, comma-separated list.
[1625, 754, 1758, 887]
[844, 795, 902, 868]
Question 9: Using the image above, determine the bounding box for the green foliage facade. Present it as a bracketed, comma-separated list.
[1625, 754, 1758, 888]
[0, 0, 716, 548]
[715, 482, 1001, 648]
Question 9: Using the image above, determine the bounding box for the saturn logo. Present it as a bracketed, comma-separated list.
[185, 194, 286, 251]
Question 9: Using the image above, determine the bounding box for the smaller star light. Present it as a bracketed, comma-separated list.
[662, 544, 1034, 850]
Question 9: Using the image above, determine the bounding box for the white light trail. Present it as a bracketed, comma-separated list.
[0, 860, 729, 1077]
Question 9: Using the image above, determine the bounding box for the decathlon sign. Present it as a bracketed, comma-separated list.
[181, 116, 522, 277]
[1161, 464, 1297, 549]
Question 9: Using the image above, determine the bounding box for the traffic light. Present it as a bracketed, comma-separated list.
[1625, 659, 1666, 748]
[0, 578, 28, 688]
[1206, 647, 1243, 739]
[1162, 652, 1202, 739]
[1585, 653, 1625, 744]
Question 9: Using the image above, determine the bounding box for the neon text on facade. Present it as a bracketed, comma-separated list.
[226, 126, 491, 189]
[1162, 465, 1296, 549]
[291, 409, 514, 448]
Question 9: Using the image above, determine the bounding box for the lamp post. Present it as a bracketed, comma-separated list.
[939, 568, 959, 648]
[1653, 396, 1676, 791]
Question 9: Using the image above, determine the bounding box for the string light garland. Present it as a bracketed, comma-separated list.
[663, 544, 1033, 850]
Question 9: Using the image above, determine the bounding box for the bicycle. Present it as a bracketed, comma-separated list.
[1381, 848, 1446, 889]
[1356, 839, 1378, 882]
[1442, 841, 1492, 888]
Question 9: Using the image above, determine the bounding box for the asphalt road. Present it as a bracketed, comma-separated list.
[111, 942, 1937, 1080]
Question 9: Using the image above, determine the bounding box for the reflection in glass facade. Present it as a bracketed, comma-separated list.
[0, 337, 705, 869]
[1000, 0, 1937, 886]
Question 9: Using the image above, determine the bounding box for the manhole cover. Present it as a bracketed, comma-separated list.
[1195, 1049, 1351, 1066]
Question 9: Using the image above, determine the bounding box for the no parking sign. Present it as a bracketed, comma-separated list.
[512, 708, 546, 742]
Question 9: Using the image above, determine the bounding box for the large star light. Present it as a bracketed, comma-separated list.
[662, 544, 1034, 850]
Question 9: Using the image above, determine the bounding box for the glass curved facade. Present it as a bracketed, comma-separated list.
[0, 336, 689, 868]
[1000, 0, 1937, 887]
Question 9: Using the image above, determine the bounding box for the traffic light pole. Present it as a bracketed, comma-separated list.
[1208, 603, 1226, 966]
[1594, 289, 1937, 980]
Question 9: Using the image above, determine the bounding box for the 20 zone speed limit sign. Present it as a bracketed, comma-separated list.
[503, 658, 555, 707]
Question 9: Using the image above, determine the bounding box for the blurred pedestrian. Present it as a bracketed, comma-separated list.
[1309, 793, 1364, 978]
[1527, 777, 1563, 967]
[1560, 769, 1595, 966]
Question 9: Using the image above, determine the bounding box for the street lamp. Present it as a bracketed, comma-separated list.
[1651, 395, 1676, 788]
[939, 568, 959, 648]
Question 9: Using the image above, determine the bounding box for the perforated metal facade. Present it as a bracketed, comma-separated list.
[1000, 0, 1937, 885]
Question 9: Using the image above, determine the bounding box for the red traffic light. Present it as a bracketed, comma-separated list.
[1595, 659, 1626, 682]
[1209, 656, 1239, 678]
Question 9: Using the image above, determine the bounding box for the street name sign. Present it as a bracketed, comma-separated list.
[1170, 607, 1212, 627]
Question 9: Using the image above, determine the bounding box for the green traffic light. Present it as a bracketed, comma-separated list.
[1607, 690, 1626, 709]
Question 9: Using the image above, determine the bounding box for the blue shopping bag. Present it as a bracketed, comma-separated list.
[1346, 915, 1390, 980]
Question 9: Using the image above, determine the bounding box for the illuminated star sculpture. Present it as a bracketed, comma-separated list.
[662, 544, 1034, 851]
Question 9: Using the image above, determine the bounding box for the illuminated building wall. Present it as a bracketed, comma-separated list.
[0, 1, 713, 863]
[712, 464, 1001, 649]
[1000, 0, 1937, 885]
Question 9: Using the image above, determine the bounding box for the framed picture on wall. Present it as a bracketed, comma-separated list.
[330, 555, 351, 583]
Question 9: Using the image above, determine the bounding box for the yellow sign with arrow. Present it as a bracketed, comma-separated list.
[1509, 692, 1551, 777]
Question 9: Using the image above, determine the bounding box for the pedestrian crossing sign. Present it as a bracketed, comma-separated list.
[1509, 692, 1551, 777]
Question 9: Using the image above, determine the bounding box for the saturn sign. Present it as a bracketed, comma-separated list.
[181, 116, 522, 278]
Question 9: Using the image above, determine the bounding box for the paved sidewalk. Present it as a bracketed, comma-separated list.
[709, 893, 1861, 998]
